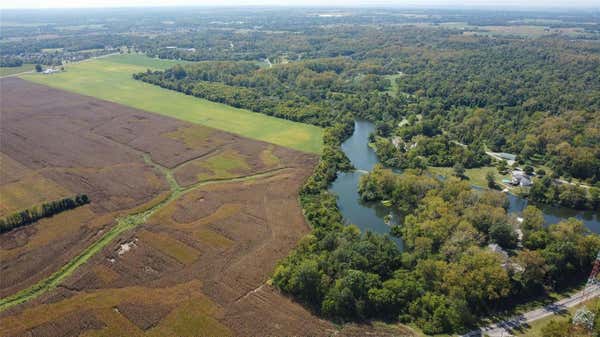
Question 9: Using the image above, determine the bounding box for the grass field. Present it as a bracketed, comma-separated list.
[515, 298, 598, 336]
[21, 54, 323, 154]
[428, 166, 511, 191]
[196, 150, 251, 181]
[0, 64, 35, 77]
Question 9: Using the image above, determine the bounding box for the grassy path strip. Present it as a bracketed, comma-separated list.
[0, 154, 290, 311]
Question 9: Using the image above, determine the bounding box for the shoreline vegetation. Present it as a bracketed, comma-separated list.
[275, 143, 599, 334]
[428, 165, 599, 211]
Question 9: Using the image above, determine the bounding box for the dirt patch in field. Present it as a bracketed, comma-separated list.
[116, 302, 174, 331]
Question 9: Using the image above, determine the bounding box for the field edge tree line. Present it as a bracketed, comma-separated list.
[0, 194, 90, 233]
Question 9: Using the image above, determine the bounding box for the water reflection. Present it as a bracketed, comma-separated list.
[506, 193, 599, 232]
[329, 120, 403, 247]
[330, 120, 599, 247]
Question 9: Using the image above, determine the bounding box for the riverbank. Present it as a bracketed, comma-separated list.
[428, 165, 599, 231]
[329, 120, 403, 247]
[333, 120, 599, 239]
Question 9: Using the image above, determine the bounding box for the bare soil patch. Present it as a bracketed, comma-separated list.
[116, 302, 174, 331]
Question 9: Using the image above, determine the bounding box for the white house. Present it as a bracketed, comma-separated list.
[511, 170, 532, 187]
[42, 68, 58, 75]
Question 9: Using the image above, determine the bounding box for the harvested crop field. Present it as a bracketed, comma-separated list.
[0, 78, 414, 337]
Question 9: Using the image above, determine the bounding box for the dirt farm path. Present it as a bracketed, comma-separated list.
[0, 150, 291, 311]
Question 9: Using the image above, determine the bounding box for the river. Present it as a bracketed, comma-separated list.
[329, 120, 600, 244]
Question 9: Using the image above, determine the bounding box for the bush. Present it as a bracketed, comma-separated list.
[489, 223, 518, 249]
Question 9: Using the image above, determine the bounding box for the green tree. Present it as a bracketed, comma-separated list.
[409, 293, 469, 334]
[522, 206, 544, 232]
[558, 185, 588, 209]
[274, 259, 324, 306]
[497, 160, 509, 174]
[368, 270, 422, 318]
[486, 171, 497, 189]
[590, 187, 600, 210]
[524, 165, 535, 176]
[513, 249, 547, 290]
[453, 162, 465, 179]
[489, 223, 518, 249]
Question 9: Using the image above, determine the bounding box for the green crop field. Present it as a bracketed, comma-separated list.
[21, 54, 323, 154]
[1, 64, 35, 77]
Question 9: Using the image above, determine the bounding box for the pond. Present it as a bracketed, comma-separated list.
[329, 120, 600, 245]
[329, 120, 403, 247]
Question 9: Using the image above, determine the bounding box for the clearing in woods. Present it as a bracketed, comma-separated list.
[20, 54, 323, 154]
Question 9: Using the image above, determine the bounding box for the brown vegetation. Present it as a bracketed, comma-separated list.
[0, 78, 414, 336]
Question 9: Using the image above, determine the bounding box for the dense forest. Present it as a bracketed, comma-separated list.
[275, 164, 599, 333]
[391, 42, 600, 183]
[134, 58, 404, 126]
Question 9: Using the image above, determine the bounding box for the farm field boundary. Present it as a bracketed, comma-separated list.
[21, 54, 323, 154]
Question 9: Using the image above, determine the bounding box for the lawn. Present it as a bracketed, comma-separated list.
[21, 54, 323, 154]
[515, 298, 598, 336]
[428, 166, 511, 190]
[0, 64, 35, 77]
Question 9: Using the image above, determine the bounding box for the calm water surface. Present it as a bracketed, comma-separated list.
[330, 120, 600, 243]
[329, 120, 403, 247]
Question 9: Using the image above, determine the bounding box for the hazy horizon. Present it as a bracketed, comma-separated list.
[1, 0, 599, 10]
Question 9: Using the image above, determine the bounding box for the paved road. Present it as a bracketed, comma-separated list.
[462, 285, 600, 337]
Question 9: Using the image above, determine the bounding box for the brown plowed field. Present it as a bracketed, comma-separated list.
[0, 78, 414, 336]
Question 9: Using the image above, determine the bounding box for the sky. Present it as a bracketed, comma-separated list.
[1, 0, 599, 9]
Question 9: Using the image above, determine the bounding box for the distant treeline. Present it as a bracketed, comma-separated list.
[0, 56, 23, 67]
[133, 58, 406, 127]
[0, 194, 90, 233]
